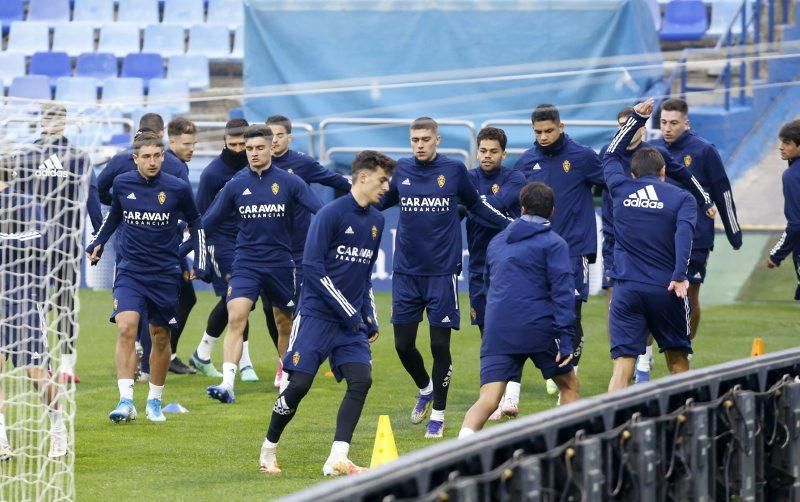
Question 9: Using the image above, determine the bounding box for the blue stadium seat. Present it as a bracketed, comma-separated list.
[188, 24, 231, 59]
[27, 0, 71, 26]
[142, 24, 186, 57]
[708, 0, 750, 37]
[76, 52, 119, 85]
[147, 78, 190, 114]
[73, 0, 115, 28]
[231, 24, 243, 59]
[0, 52, 26, 90]
[208, 0, 243, 30]
[99, 23, 141, 57]
[29, 52, 72, 88]
[168, 54, 209, 90]
[53, 23, 96, 57]
[162, 0, 205, 28]
[6, 21, 50, 53]
[101, 77, 145, 108]
[117, 0, 160, 29]
[660, 0, 708, 41]
[55, 76, 99, 106]
[0, 0, 24, 35]
[9, 75, 52, 100]
[121, 53, 164, 91]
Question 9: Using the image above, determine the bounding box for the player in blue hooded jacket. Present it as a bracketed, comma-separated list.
[767, 119, 800, 298]
[259, 150, 393, 476]
[459, 182, 579, 438]
[87, 132, 206, 423]
[604, 99, 696, 392]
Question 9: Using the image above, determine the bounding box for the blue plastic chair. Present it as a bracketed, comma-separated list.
[117, 0, 160, 28]
[53, 23, 96, 57]
[0, 0, 24, 35]
[6, 21, 50, 53]
[55, 76, 99, 106]
[207, 0, 243, 30]
[147, 78, 190, 114]
[9, 75, 52, 100]
[121, 53, 165, 91]
[101, 77, 145, 108]
[27, 0, 71, 26]
[76, 52, 119, 85]
[98, 23, 141, 57]
[29, 52, 72, 88]
[0, 52, 26, 89]
[73, 0, 115, 28]
[168, 54, 209, 90]
[162, 0, 205, 28]
[660, 0, 708, 41]
[188, 24, 231, 59]
[143, 23, 186, 57]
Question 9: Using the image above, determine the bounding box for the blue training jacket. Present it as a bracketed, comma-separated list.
[195, 147, 249, 248]
[97, 147, 190, 205]
[88, 170, 205, 275]
[653, 130, 742, 251]
[769, 157, 800, 265]
[272, 149, 351, 257]
[299, 193, 382, 332]
[202, 165, 322, 271]
[466, 165, 526, 274]
[514, 134, 603, 259]
[482, 216, 576, 356]
[604, 111, 697, 287]
[0, 190, 48, 301]
[380, 154, 511, 276]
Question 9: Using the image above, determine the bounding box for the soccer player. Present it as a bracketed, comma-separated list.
[258, 150, 393, 476]
[653, 98, 742, 343]
[604, 99, 696, 392]
[513, 104, 602, 394]
[265, 114, 352, 387]
[459, 182, 579, 438]
[164, 117, 200, 375]
[202, 126, 322, 404]
[465, 127, 525, 419]
[0, 165, 68, 459]
[13, 104, 103, 385]
[766, 119, 800, 296]
[189, 119, 255, 380]
[380, 117, 511, 438]
[86, 132, 206, 423]
[599, 106, 713, 383]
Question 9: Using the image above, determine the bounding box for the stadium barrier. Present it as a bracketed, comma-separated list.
[283, 347, 800, 501]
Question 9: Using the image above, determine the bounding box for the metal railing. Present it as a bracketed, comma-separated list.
[193, 120, 316, 158]
[318, 118, 478, 168]
[325, 146, 472, 167]
[480, 119, 619, 157]
[283, 347, 800, 501]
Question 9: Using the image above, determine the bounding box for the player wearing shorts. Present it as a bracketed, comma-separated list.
[767, 120, 800, 294]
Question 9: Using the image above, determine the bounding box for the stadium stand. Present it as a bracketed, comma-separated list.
[0, 0, 24, 35]
[116, 0, 160, 29]
[26, 0, 71, 27]
[231, 24, 243, 59]
[6, 21, 50, 53]
[659, 0, 709, 40]
[98, 23, 142, 57]
[167, 54, 210, 90]
[72, 0, 116, 28]
[53, 23, 96, 57]
[55, 76, 99, 106]
[147, 78, 190, 114]
[29, 51, 72, 88]
[76, 52, 119, 86]
[0, 52, 26, 90]
[208, 0, 244, 30]
[100, 77, 145, 107]
[121, 53, 165, 91]
[163, 0, 206, 28]
[8, 75, 51, 101]
[143, 23, 186, 57]
[707, 0, 749, 37]
[187, 23, 231, 59]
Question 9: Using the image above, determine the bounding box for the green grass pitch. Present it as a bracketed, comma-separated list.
[66, 247, 797, 500]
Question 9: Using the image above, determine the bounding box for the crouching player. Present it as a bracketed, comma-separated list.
[259, 151, 394, 476]
[459, 183, 579, 437]
[86, 132, 205, 423]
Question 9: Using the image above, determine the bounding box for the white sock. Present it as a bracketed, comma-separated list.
[239, 341, 253, 369]
[48, 407, 65, 432]
[636, 353, 652, 372]
[420, 379, 433, 395]
[505, 382, 521, 404]
[147, 383, 164, 401]
[0, 413, 8, 442]
[328, 440, 349, 461]
[196, 333, 217, 361]
[118, 379, 134, 401]
[644, 344, 653, 362]
[170, 353, 177, 361]
[279, 372, 290, 393]
[60, 353, 75, 374]
[222, 363, 237, 389]
[262, 438, 278, 450]
[573, 365, 579, 375]
[430, 409, 445, 422]
[458, 428, 475, 439]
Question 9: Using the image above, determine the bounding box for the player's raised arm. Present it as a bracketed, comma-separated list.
[604, 100, 653, 191]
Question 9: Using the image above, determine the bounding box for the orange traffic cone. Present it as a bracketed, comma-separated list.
[750, 338, 765, 357]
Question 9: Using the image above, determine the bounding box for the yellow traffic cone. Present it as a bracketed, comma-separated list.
[370, 415, 398, 468]
[750, 338, 765, 357]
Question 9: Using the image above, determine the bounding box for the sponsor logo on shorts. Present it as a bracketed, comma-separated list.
[292, 351, 301, 366]
[168, 317, 178, 325]
[470, 308, 476, 321]
[227, 285, 233, 297]
[113, 298, 118, 310]
[441, 315, 451, 323]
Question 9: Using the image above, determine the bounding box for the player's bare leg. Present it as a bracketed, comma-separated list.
[664, 350, 690, 374]
[459, 381, 507, 437]
[273, 306, 293, 358]
[207, 297, 252, 403]
[553, 370, 580, 405]
[688, 283, 701, 340]
[608, 356, 636, 392]
[144, 324, 170, 421]
[27, 366, 67, 456]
